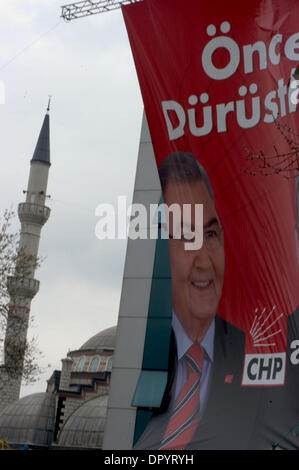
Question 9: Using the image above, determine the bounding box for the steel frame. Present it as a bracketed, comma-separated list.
[61, 0, 143, 21]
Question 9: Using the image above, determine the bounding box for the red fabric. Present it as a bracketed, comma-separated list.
[123, 0, 299, 357]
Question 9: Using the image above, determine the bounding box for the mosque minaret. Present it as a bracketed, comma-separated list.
[0, 103, 51, 412]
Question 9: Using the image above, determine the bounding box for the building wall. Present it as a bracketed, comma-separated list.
[103, 112, 161, 450]
[56, 384, 109, 442]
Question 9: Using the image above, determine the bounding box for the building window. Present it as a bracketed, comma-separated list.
[106, 356, 113, 372]
[88, 356, 100, 372]
[76, 356, 85, 372]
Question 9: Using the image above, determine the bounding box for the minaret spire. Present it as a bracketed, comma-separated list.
[47, 95, 52, 113]
[0, 105, 52, 411]
[31, 103, 51, 166]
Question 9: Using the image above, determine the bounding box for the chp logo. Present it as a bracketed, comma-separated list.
[242, 306, 286, 386]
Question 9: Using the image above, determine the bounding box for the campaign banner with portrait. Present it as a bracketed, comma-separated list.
[123, 0, 299, 449]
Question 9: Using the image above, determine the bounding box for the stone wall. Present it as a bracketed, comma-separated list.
[0, 366, 22, 413]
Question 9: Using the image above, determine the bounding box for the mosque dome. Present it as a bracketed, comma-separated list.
[0, 325, 116, 449]
[79, 326, 117, 351]
[57, 395, 108, 448]
[0, 393, 55, 446]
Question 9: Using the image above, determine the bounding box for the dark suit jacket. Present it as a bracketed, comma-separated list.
[134, 313, 299, 450]
[135, 315, 259, 450]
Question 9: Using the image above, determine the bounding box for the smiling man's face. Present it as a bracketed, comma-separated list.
[164, 179, 225, 342]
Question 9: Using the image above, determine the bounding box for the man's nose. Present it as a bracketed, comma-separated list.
[192, 243, 212, 269]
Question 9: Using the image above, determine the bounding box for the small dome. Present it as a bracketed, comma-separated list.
[79, 326, 116, 351]
[58, 395, 108, 448]
[0, 393, 55, 446]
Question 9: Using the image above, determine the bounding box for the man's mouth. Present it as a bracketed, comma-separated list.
[192, 280, 212, 289]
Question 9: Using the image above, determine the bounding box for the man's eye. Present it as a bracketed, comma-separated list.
[205, 230, 217, 238]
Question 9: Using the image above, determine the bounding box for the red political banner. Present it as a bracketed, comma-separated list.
[123, 0, 299, 449]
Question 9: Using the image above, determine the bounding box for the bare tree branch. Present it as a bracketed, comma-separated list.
[244, 65, 299, 180]
[0, 209, 48, 385]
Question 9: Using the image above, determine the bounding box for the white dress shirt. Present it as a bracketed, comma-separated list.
[172, 312, 215, 412]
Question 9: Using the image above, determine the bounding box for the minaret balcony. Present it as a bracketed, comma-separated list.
[18, 202, 50, 226]
[7, 276, 40, 299]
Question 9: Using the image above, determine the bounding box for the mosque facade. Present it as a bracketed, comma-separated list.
[0, 325, 116, 449]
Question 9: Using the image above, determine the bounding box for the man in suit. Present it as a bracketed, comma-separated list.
[135, 152, 259, 450]
[134, 151, 299, 450]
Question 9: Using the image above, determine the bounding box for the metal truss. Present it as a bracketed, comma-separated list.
[61, 0, 144, 21]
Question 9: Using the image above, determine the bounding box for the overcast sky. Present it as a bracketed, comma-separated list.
[0, 0, 143, 396]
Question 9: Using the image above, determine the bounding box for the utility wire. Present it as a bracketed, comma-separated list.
[0, 21, 63, 73]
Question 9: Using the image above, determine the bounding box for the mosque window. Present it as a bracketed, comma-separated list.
[76, 356, 85, 372]
[88, 356, 100, 372]
[106, 356, 113, 372]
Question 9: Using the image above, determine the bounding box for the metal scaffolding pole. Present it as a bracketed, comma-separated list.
[61, 0, 144, 21]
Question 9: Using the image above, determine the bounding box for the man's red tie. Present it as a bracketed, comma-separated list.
[159, 343, 204, 450]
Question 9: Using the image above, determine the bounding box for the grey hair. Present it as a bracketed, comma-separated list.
[158, 151, 214, 200]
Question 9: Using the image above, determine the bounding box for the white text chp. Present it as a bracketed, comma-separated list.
[242, 341, 299, 385]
